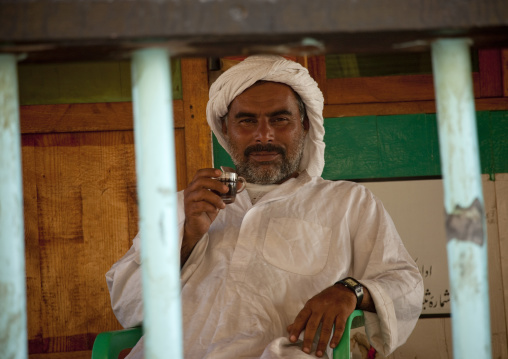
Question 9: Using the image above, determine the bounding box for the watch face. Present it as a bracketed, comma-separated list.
[344, 278, 358, 287]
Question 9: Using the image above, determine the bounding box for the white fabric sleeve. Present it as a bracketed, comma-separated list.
[351, 187, 424, 356]
[106, 191, 210, 328]
[106, 233, 144, 328]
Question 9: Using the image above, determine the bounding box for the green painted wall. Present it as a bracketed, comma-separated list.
[18, 59, 182, 105]
[325, 51, 478, 78]
[213, 110, 508, 180]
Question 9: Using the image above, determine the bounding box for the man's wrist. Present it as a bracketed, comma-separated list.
[334, 277, 364, 309]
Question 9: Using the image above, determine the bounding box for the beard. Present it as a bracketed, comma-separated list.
[227, 134, 306, 185]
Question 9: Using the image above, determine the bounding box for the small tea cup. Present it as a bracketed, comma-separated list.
[213, 172, 246, 204]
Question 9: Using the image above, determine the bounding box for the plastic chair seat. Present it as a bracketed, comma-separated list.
[92, 310, 364, 359]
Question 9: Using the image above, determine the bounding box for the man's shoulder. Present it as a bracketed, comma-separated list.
[309, 176, 367, 191]
[305, 176, 375, 201]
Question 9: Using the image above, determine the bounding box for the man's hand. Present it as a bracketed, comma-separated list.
[181, 168, 228, 266]
[287, 284, 358, 358]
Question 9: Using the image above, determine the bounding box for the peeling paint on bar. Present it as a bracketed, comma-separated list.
[445, 198, 484, 245]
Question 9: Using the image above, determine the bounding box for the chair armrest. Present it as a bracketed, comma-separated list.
[92, 327, 143, 359]
[333, 310, 365, 359]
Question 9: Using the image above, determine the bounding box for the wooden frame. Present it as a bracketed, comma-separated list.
[305, 49, 508, 118]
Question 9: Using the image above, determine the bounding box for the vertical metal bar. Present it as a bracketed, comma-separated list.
[431, 39, 492, 359]
[0, 54, 28, 358]
[131, 48, 183, 359]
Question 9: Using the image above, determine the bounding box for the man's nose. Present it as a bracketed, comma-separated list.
[254, 120, 274, 143]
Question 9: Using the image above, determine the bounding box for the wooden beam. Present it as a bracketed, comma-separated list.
[323, 97, 508, 118]
[326, 73, 481, 104]
[19, 101, 185, 134]
[307, 56, 328, 104]
[503, 49, 508, 97]
[479, 49, 503, 98]
[182, 58, 212, 185]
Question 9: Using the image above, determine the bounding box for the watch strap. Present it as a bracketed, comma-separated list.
[335, 277, 364, 309]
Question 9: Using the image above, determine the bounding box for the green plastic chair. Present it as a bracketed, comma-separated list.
[92, 310, 364, 359]
[92, 327, 143, 359]
[333, 309, 365, 359]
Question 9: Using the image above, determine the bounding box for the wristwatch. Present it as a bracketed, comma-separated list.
[335, 277, 364, 309]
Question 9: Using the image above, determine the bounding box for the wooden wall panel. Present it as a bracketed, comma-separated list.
[326, 73, 481, 105]
[326, 74, 435, 104]
[503, 49, 508, 97]
[29, 350, 92, 359]
[35, 134, 89, 346]
[479, 49, 503, 98]
[20, 100, 185, 134]
[174, 128, 187, 192]
[182, 58, 213, 183]
[495, 173, 508, 348]
[22, 127, 188, 356]
[482, 176, 508, 358]
[22, 136, 44, 352]
[20, 58, 203, 358]
[79, 132, 136, 335]
[307, 55, 328, 103]
[323, 98, 508, 118]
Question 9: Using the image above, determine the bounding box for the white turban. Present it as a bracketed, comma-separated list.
[206, 55, 326, 177]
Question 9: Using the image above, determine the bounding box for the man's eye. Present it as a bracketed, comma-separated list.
[239, 118, 256, 125]
[272, 117, 289, 124]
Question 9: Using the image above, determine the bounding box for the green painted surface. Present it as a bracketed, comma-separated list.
[491, 111, 508, 174]
[212, 111, 508, 180]
[325, 51, 478, 78]
[18, 59, 181, 105]
[213, 135, 235, 169]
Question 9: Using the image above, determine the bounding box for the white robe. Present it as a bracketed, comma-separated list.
[106, 171, 423, 358]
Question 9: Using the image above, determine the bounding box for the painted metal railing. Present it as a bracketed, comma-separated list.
[0, 54, 28, 359]
[431, 38, 492, 359]
[131, 48, 183, 359]
[0, 39, 493, 359]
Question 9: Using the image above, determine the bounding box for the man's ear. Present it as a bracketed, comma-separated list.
[303, 116, 310, 133]
[221, 117, 228, 136]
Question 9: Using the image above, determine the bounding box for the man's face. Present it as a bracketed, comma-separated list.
[222, 82, 309, 185]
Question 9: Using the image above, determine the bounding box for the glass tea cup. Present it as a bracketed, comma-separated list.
[213, 171, 246, 204]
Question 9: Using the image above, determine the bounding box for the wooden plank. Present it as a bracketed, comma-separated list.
[29, 350, 92, 359]
[20, 100, 185, 134]
[35, 134, 88, 344]
[326, 73, 481, 104]
[482, 175, 508, 358]
[79, 132, 135, 336]
[503, 49, 508, 97]
[21, 136, 44, 349]
[326, 74, 436, 104]
[294, 55, 308, 69]
[174, 128, 188, 192]
[479, 49, 503, 98]
[307, 55, 328, 104]
[494, 173, 508, 349]
[182, 58, 213, 184]
[323, 97, 508, 117]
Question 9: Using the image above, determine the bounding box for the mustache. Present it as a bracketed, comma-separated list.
[244, 144, 286, 157]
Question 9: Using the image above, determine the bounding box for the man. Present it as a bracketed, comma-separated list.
[107, 55, 424, 358]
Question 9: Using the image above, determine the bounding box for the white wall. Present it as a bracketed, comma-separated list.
[356, 174, 508, 359]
